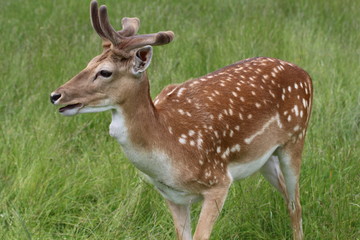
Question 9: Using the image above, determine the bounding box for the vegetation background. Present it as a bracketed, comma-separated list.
[0, 0, 359, 239]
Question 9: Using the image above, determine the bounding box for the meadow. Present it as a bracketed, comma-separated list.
[0, 0, 359, 239]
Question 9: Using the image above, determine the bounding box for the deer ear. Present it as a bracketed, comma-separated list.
[132, 46, 153, 75]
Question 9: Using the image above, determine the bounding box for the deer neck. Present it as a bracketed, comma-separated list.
[109, 73, 160, 150]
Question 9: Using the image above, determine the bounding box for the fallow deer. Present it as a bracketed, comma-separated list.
[50, 1, 313, 239]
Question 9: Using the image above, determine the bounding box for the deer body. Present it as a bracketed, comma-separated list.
[51, 1, 312, 239]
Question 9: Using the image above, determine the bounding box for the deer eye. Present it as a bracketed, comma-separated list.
[99, 70, 112, 78]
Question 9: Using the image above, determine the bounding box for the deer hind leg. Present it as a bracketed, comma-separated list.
[166, 200, 192, 240]
[193, 183, 230, 240]
[277, 143, 304, 240]
[260, 155, 288, 197]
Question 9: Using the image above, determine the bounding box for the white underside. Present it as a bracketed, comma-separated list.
[228, 145, 278, 181]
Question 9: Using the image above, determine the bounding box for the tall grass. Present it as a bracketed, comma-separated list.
[0, 0, 359, 239]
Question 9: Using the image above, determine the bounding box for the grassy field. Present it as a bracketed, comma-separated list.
[0, 0, 359, 239]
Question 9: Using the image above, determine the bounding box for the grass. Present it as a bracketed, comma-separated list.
[0, 0, 359, 239]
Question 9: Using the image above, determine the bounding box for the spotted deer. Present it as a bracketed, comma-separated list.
[50, 1, 312, 239]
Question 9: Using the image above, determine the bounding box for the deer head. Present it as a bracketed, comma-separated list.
[50, 0, 174, 116]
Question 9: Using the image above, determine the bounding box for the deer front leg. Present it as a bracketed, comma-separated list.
[166, 200, 192, 240]
[193, 185, 230, 240]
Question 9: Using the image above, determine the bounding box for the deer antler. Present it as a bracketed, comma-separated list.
[120, 31, 175, 51]
[118, 17, 140, 37]
[90, 0, 174, 51]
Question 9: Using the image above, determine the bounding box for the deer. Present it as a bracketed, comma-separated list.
[50, 1, 313, 239]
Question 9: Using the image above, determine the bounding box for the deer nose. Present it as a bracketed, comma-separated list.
[50, 93, 62, 104]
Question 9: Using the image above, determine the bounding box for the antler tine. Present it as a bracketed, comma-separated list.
[118, 17, 140, 37]
[123, 31, 175, 51]
[98, 5, 122, 45]
[90, 0, 107, 40]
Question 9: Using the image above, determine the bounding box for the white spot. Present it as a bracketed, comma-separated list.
[221, 147, 230, 159]
[271, 72, 276, 77]
[300, 110, 304, 118]
[168, 127, 173, 134]
[199, 159, 204, 165]
[288, 86, 292, 92]
[293, 105, 299, 116]
[197, 138, 203, 149]
[281, 94, 285, 101]
[240, 97, 245, 102]
[239, 113, 244, 120]
[189, 130, 195, 136]
[232, 91, 238, 97]
[178, 109, 185, 115]
[177, 87, 186, 97]
[294, 83, 298, 89]
[229, 130, 234, 137]
[229, 109, 233, 116]
[293, 125, 300, 131]
[214, 131, 219, 138]
[255, 103, 261, 108]
[248, 114, 253, 119]
[287, 115, 292, 122]
[218, 113, 223, 120]
[190, 140, 195, 146]
[298, 132, 303, 139]
[230, 144, 241, 152]
[186, 112, 192, 117]
[216, 146, 221, 153]
[154, 99, 159, 105]
[269, 90, 276, 98]
[179, 137, 186, 144]
[235, 125, 240, 131]
[251, 91, 256, 96]
[302, 98, 307, 108]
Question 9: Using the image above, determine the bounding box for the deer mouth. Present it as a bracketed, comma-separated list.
[59, 103, 84, 115]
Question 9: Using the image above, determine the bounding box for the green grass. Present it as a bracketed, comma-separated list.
[0, 0, 359, 239]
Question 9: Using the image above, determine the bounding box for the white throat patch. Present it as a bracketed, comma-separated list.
[109, 108, 128, 144]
